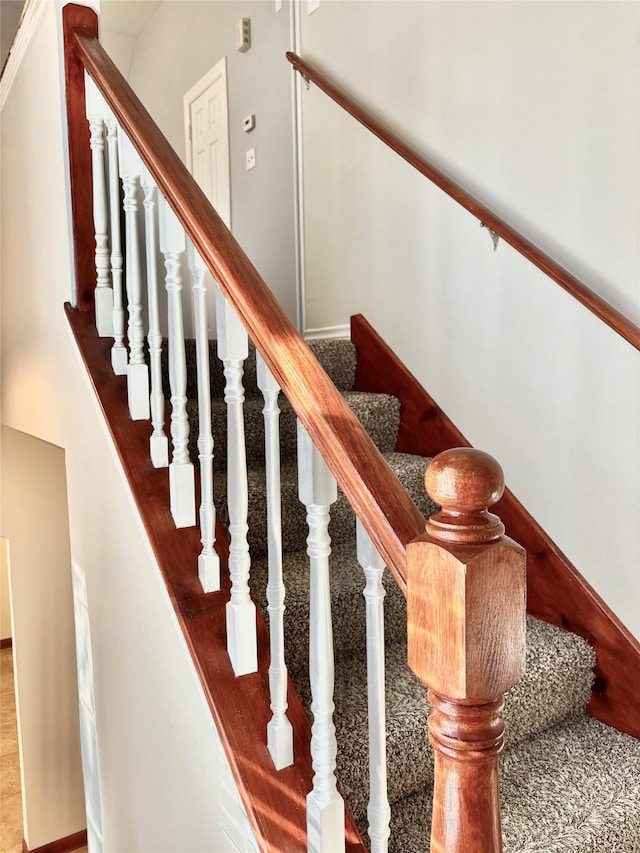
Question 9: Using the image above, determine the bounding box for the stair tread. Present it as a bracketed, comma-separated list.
[250, 542, 408, 676]
[285, 615, 596, 822]
[385, 716, 640, 852]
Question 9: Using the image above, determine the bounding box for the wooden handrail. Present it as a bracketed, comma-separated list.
[64, 14, 425, 590]
[287, 52, 640, 352]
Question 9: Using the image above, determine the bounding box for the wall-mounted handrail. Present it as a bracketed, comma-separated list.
[287, 52, 640, 352]
[65, 15, 425, 591]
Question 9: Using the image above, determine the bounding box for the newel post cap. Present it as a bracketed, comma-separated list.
[425, 447, 505, 544]
[407, 448, 526, 701]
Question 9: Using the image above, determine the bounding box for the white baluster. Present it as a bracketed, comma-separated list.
[104, 109, 126, 375]
[85, 76, 113, 337]
[257, 353, 293, 770]
[188, 243, 220, 592]
[297, 422, 345, 853]
[216, 286, 257, 676]
[356, 521, 391, 853]
[158, 195, 195, 529]
[118, 131, 150, 421]
[141, 166, 169, 469]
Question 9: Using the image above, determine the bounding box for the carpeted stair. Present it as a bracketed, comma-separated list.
[176, 337, 640, 852]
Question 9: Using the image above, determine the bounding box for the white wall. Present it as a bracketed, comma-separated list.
[300, 1, 640, 638]
[1, 428, 85, 850]
[106, 0, 298, 324]
[0, 2, 259, 849]
[1, 539, 11, 640]
[62, 357, 259, 853]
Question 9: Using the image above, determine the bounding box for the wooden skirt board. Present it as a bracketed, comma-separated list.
[65, 306, 367, 852]
[351, 312, 640, 741]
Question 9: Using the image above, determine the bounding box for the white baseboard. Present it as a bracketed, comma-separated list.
[304, 323, 350, 341]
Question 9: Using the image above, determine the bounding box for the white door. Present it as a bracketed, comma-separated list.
[183, 59, 230, 336]
[184, 58, 231, 227]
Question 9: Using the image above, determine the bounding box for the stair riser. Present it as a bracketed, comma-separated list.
[187, 393, 400, 470]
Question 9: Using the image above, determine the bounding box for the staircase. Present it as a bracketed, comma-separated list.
[59, 10, 640, 847]
[181, 335, 640, 852]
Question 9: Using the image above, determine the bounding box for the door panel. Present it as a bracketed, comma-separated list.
[183, 59, 231, 335]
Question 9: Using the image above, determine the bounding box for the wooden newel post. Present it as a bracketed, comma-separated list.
[62, 4, 99, 311]
[407, 448, 526, 853]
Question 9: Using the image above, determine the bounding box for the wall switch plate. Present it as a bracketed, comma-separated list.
[275, 0, 283, 11]
[236, 17, 251, 52]
[243, 114, 256, 133]
[308, 0, 320, 13]
[246, 148, 256, 170]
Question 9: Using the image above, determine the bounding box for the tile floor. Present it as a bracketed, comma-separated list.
[0, 646, 87, 853]
[1, 646, 22, 853]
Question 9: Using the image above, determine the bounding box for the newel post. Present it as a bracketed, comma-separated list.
[62, 4, 99, 311]
[407, 448, 526, 853]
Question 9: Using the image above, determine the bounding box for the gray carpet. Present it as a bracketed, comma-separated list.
[177, 337, 640, 852]
[388, 718, 640, 853]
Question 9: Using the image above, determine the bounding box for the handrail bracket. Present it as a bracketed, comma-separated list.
[480, 222, 500, 252]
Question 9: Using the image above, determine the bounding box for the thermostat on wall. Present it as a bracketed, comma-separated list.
[243, 114, 256, 133]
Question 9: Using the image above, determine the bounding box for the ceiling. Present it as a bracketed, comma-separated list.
[1, 0, 25, 70]
[1, 0, 162, 73]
